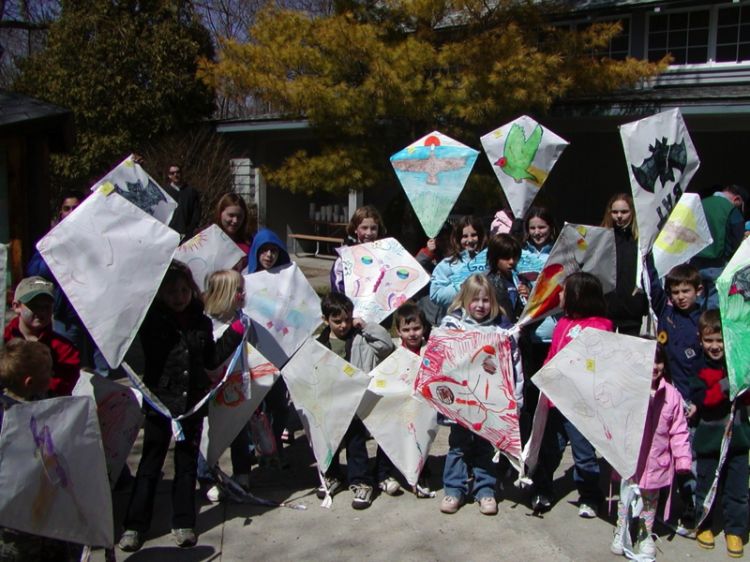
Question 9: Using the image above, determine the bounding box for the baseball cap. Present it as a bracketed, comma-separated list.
[14, 277, 54, 304]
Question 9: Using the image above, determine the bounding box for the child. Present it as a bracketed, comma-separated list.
[690, 310, 750, 558]
[213, 193, 253, 270]
[316, 292, 394, 509]
[531, 272, 611, 518]
[486, 233, 526, 324]
[199, 269, 254, 501]
[429, 216, 487, 311]
[119, 263, 244, 552]
[439, 274, 513, 516]
[0, 339, 78, 560]
[3, 276, 79, 396]
[611, 345, 692, 559]
[331, 205, 386, 293]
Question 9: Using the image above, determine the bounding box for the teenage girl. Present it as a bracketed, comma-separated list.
[429, 216, 487, 311]
[213, 193, 253, 271]
[330, 205, 386, 293]
[530, 272, 611, 518]
[119, 263, 244, 553]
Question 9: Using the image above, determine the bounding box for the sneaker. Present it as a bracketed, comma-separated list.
[696, 528, 715, 550]
[727, 534, 744, 558]
[610, 524, 625, 555]
[414, 479, 433, 498]
[379, 477, 402, 496]
[316, 476, 343, 500]
[118, 530, 143, 552]
[206, 484, 223, 503]
[578, 503, 597, 518]
[440, 495, 463, 514]
[478, 496, 498, 515]
[531, 494, 551, 512]
[172, 528, 197, 548]
[638, 535, 656, 558]
[350, 483, 373, 510]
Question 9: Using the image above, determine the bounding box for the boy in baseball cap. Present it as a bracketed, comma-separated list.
[3, 276, 80, 395]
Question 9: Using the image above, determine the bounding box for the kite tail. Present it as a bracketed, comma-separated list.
[213, 467, 306, 510]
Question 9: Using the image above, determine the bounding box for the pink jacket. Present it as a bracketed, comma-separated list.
[634, 377, 692, 492]
[544, 316, 613, 363]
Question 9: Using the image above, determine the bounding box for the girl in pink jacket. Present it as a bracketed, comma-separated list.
[611, 345, 692, 559]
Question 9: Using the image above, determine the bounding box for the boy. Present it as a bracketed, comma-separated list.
[316, 292, 394, 509]
[3, 277, 80, 396]
[0, 339, 77, 560]
[486, 234, 527, 323]
[690, 310, 750, 558]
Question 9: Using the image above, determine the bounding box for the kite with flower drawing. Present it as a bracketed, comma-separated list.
[391, 131, 479, 237]
[174, 224, 245, 291]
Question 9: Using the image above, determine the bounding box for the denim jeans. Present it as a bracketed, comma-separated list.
[532, 408, 602, 506]
[443, 424, 496, 500]
[326, 416, 371, 486]
[696, 450, 749, 536]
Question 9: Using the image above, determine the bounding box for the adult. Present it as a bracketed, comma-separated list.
[691, 184, 748, 309]
[600, 193, 648, 336]
[163, 164, 202, 241]
[212, 193, 253, 271]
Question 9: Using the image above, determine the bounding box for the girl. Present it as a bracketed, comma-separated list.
[486, 233, 525, 324]
[119, 263, 244, 552]
[600, 194, 648, 336]
[439, 274, 512, 516]
[213, 193, 253, 271]
[330, 205, 386, 293]
[611, 345, 692, 559]
[199, 269, 254, 502]
[530, 272, 611, 518]
[429, 216, 487, 311]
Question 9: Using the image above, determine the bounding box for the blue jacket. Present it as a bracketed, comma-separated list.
[429, 249, 488, 309]
[247, 228, 291, 273]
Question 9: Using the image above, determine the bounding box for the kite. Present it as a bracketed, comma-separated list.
[531, 328, 654, 479]
[338, 237, 430, 323]
[281, 340, 370, 474]
[652, 192, 713, 278]
[481, 116, 569, 219]
[357, 347, 438, 486]
[620, 109, 700, 254]
[72, 371, 143, 486]
[174, 224, 245, 291]
[717, 238, 750, 398]
[517, 223, 615, 328]
[242, 263, 322, 369]
[414, 328, 521, 465]
[91, 154, 177, 224]
[0, 397, 113, 547]
[37, 188, 180, 368]
[391, 131, 479, 238]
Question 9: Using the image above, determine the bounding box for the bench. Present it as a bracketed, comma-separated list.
[289, 233, 344, 256]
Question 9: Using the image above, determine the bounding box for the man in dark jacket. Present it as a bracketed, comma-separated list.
[163, 164, 202, 240]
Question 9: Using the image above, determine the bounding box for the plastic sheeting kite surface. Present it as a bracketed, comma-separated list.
[391, 131, 479, 237]
[338, 237, 430, 323]
[620, 109, 700, 255]
[37, 189, 180, 367]
[358, 347, 438, 486]
[0, 397, 113, 547]
[532, 329, 654, 479]
[481, 116, 568, 219]
[174, 224, 245, 291]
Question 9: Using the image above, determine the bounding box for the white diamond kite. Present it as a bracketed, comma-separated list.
[338, 237, 430, 324]
[620, 108, 700, 255]
[517, 223, 615, 328]
[481, 116, 568, 219]
[281, 340, 370, 473]
[0, 396, 113, 547]
[91, 154, 177, 224]
[532, 328, 654, 479]
[174, 224, 245, 291]
[652, 192, 713, 278]
[242, 263, 322, 369]
[414, 328, 521, 463]
[357, 347, 438, 486]
[37, 189, 180, 367]
[391, 131, 479, 238]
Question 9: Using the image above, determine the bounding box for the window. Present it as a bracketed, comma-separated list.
[716, 5, 750, 62]
[648, 9, 710, 64]
[593, 18, 631, 60]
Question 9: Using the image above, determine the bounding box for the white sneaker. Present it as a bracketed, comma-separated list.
[578, 503, 597, 518]
[206, 485, 223, 503]
[610, 524, 625, 555]
[638, 535, 656, 558]
[379, 477, 401, 496]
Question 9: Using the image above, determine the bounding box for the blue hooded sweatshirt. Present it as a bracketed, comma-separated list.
[247, 228, 291, 273]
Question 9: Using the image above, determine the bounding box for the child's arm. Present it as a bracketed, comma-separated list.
[668, 391, 693, 473]
[355, 319, 395, 360]
[205, 316, 244, 370]
[429, 260, 459, 308]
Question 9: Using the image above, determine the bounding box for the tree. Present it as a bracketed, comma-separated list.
[200, 0, 667, 196]
[13, 0, 215, 193]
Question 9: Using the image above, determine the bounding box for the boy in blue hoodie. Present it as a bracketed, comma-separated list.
[247, 228, 291, 273]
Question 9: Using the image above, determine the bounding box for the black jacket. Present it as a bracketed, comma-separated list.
[605, 225, 648, 334]
[164, 183, 202, 240]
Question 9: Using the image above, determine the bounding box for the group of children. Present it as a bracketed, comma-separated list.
[0, 191, 748, 560]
